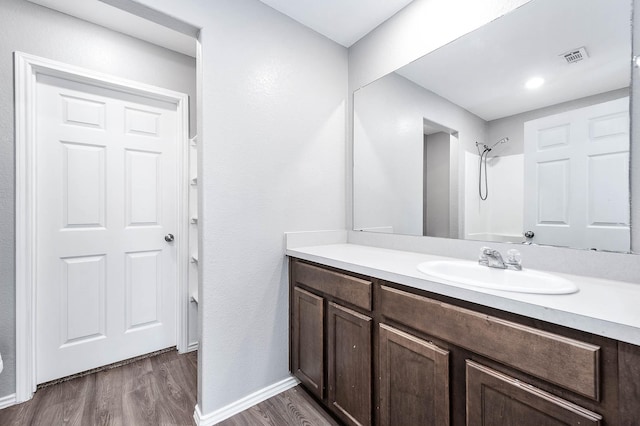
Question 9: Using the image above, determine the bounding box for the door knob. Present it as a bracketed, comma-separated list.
[164, 233, 175, 242]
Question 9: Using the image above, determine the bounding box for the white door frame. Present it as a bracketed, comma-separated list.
[14, 51, 191, 402]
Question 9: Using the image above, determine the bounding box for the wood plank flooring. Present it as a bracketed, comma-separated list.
[0, 350, 337, 426]
[0, 350, 197, 426]
[218, 386, 340, 426]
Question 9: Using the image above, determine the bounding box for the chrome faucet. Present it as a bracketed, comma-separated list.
[479, 247, 522, 271]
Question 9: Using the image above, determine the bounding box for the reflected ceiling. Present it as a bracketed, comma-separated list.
[397, 0, 630, 121]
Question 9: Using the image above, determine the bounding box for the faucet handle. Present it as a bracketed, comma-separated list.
[478, 246, 491, 265]
[506, 249, 521, 262]
[480, 246, 493, 256]
[506, 249, 522, 270]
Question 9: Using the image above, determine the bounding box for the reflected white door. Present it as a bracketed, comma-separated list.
[523, 97, 629, 251]
[36, 73, 178, 384]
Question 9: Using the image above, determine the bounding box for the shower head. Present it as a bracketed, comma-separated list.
[489, 137, 509, 150]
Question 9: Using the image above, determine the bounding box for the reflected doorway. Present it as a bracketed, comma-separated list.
[423, 119, 459, 238]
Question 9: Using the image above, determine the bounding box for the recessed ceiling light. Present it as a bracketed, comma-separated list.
[525, 77, 545, 90]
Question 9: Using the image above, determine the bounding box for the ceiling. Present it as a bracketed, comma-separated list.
[257, 0, 414, 47]
[395, 0, 631, 121]
[27, 0, 197, 56]
[27, 0, 415, 55]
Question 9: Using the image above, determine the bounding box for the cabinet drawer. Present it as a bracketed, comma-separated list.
[292, 261, 372, 311]
[466, 361, 601, 425]
[380, 285, 600, 399]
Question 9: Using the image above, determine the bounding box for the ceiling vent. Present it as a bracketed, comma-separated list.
[561, 47, 589, 64]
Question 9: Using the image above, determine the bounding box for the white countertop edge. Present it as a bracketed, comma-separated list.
[286, 244, 640, 347]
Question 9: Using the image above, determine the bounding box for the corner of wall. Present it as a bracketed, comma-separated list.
[192, 377, 299, 426]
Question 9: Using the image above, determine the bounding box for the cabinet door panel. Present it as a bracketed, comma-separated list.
[379, 324, 450, 426]
[292, 287, 324, 399]
[328, 302, 372, 426]
[466, 360, 602, 426]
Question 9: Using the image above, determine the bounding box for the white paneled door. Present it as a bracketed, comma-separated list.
[35, 73, 179, 384]
[523, 97, 630, 252]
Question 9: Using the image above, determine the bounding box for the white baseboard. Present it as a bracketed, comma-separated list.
[0, 393, 17, 410]
[186, 341, 199, 353]
[193, 376, 300, 426]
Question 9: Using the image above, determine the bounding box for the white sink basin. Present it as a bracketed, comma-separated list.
[417, 260, 578, 294]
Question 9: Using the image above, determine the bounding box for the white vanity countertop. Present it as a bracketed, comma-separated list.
[286, 243, 640, 346]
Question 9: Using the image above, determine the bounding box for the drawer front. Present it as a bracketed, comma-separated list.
[466, 361, 602, 425]
[380, 285, 600, 399]
[293, 261, 372, 311]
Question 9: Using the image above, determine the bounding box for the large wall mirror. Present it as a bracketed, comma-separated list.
[353, 0, 632, 253]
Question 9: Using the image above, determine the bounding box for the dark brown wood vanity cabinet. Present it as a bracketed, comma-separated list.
[289, 258, 640, 426]
[465, 361, 601, 425]
[378, 323, 450, 426]
[379, 285, 608, 425]
[290, 259, 373, 426]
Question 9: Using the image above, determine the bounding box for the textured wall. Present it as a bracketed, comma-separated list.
[126, 0, 348, 417]
[0, 0, 196, 399]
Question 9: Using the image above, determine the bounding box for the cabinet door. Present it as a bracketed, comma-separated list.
[379, 324, 450, 426]
[327, 302, 372, 426]
[466, 360, 602, 426]
[292, 287, 324, 399]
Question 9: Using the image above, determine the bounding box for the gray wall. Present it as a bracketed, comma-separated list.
[0, 0, 196, 398]
[424, 132, 451, 237]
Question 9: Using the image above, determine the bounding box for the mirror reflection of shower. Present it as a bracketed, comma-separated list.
[476, 137, 509, 200]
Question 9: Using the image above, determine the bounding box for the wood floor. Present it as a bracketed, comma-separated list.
[217, 387, 340, 426]
[0, 350, 198, 426]
[0, 350, 337, 426]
